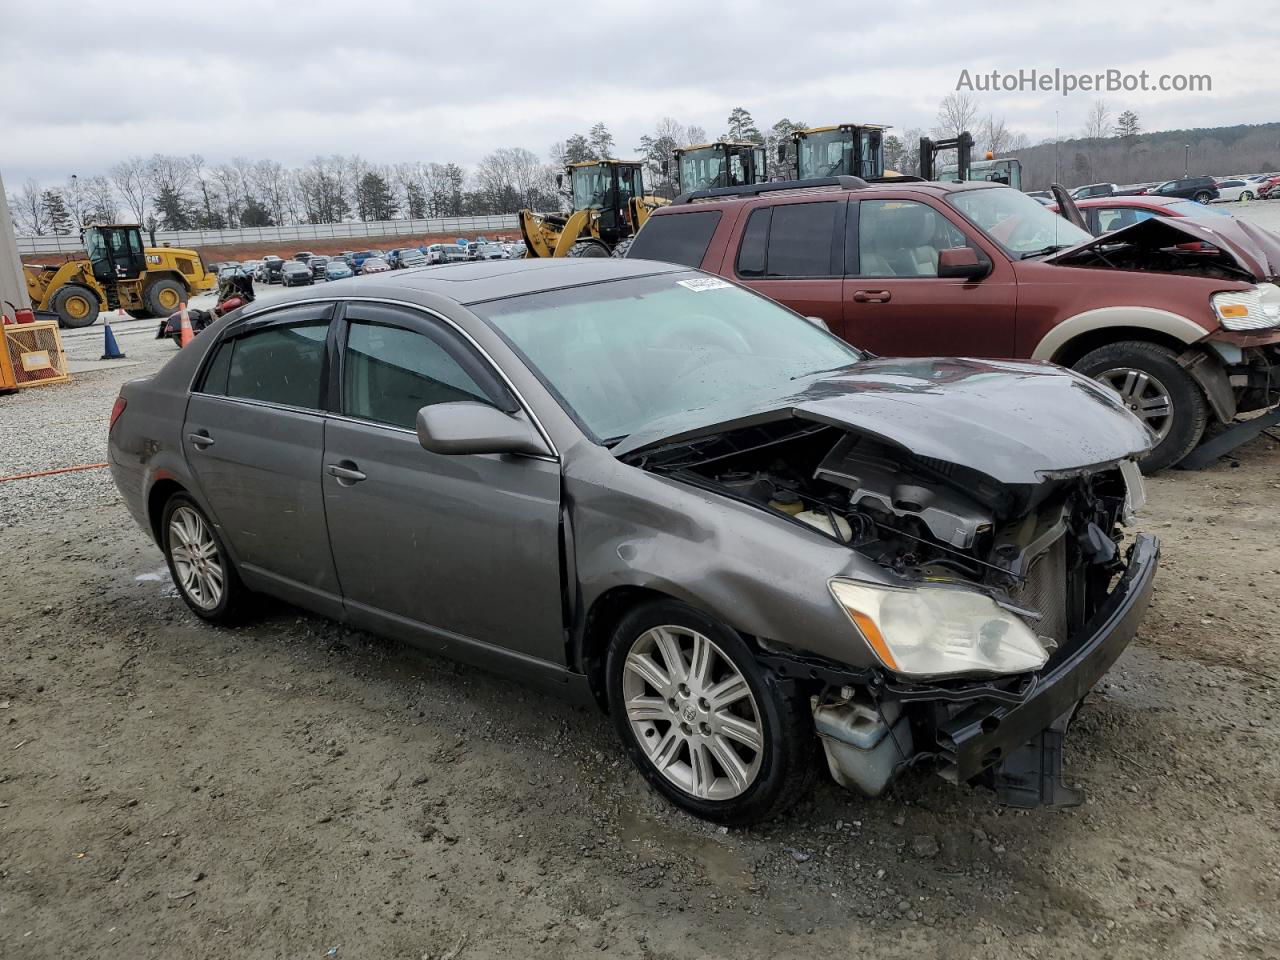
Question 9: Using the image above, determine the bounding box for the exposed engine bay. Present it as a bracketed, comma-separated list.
[627, 418, 1145, 808]
[628, 419, 1132, 642]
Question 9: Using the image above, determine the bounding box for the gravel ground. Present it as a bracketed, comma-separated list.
[1, 317, 1278, 960]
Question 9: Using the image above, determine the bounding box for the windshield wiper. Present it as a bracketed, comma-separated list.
[790, 360, 860, 381]
[1020, 243, 1071, 259]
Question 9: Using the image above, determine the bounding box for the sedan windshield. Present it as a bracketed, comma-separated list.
[475, 272, 863, 443]
[947, 186, 1092, 256]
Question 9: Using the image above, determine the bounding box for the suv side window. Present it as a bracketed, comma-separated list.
[856, 199, 968, 278]
[201, 319, 330, 410]
[735, 201, 840, 279]
[341, 307, 509, 431]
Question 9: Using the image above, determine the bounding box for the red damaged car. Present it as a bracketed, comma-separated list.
[626, 178, 1280, 471]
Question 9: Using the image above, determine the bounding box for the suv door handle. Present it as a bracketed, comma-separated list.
[852, 289, 892, 303]
[187, 431, 214, 449]
[326, 461, 367, 485]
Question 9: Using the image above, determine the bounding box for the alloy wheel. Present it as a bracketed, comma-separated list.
[168, 505, 225, 610]
[621, 625, 763, 801]
[1097, 366, 1175, 442]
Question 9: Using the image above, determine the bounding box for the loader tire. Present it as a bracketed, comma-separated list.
[144, 278, 186, 317]
[50, 285, 100, 328]
[611, 238, 635, 258]
[567, 241, 609, 258]
[127, 308, 153, 320]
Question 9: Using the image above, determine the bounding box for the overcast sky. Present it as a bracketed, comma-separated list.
[1, 0, 1272, 186]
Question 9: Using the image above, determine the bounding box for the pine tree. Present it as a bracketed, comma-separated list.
[725, 107, 763, 144]
[357, 172, 397, 222]
[41, 190, 73, 235]
[1116, 110, 1141, 140]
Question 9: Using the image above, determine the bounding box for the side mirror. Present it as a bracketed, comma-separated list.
[776, 143, 787, 163]
[555, 173, 564, 189]
[416, 402, 550, 458]
[805, 315, 830, 332]
[937, 246, 991, 280]
[660, 159, 669, 176]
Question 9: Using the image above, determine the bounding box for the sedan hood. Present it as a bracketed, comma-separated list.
[1047, 214, 1280, 282]
[614, 357, 1152, 484]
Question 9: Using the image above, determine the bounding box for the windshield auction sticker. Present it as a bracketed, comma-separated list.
[677, 278, 732, 292]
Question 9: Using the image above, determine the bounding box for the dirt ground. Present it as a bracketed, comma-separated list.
[1, 331, 1278, 960]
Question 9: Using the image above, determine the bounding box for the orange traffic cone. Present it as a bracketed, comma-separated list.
[178, 302, 193, 348]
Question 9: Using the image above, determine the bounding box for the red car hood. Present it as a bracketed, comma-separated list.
[1047, 215, 1280, 282]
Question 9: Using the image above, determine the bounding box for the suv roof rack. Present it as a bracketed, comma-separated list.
[672, 176, 870, 205]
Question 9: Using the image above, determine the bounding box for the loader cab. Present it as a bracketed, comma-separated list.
[570, 161, 645, 242]
[83, 224, 146, 286]
[791, 124, 888, 181]
[938, 155, 1024, 190]
[672, 142, 768, 194]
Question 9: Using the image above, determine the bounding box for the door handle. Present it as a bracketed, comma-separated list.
[852, 290, 892, 303]
[326, 461, 367, 485]
[187, 432, 214, 449]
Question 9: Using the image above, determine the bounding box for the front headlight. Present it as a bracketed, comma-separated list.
[829, 578, 1049, 678]
[1211, 286, 1280, 331]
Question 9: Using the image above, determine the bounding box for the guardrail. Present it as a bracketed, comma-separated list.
[17, 214, 522, 255]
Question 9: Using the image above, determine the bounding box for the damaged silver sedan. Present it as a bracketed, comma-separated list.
[108, 259, 1159, 824]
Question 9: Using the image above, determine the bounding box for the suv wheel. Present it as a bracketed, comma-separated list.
[1073, 341, 1208, 472]
[1193, 191, 1213, 203]
[605, 599, 816, 825]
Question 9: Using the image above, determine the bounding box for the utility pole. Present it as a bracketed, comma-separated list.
[1184, 144, 1190, 178]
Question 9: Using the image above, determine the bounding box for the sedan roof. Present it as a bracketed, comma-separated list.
[372, 257, 685, 304]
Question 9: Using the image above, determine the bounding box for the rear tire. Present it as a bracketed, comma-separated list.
[50, 285, 100, 328]
[144, 277, 186, 317]
[1073, 340, 1208, 472]
[606, 599, 817, 825]
[1193, 191, 1213, 204]
[160, 493, 250, 624]
[567, 240, 609, 258]
[610, 237, 635, 259]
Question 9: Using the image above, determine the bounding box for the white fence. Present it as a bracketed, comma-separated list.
[17, 214, 521, 255]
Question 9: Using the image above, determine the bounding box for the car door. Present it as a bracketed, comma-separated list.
[841, 197, 1018, 358]
[183, 302, 342, 616]
[731, 198, 846, 333]
[321, 302, 565, 665]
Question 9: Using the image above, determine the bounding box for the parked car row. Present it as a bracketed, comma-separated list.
[248, 239, 524, 285]
[1067, 172, 1280, 204]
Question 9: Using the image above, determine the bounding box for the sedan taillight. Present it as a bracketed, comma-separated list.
[109, 395, 127, 432]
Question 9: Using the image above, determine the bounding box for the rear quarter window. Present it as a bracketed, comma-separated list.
[626, 211, 722, 267]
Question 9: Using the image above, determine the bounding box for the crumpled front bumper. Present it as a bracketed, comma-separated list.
[929, 533, 1159, 802]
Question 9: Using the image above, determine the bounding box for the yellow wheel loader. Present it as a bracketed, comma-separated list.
[518, 161, 667, 258]
[23, 224, 216, 328]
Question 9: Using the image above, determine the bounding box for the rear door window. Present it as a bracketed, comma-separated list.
[627, 211, 722, 267]
[734, 201, 840, 279]
[199, 309, 332, 410]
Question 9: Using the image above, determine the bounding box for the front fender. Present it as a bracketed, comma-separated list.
[1033, 305, 1209, 362]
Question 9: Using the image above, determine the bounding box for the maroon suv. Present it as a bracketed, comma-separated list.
[626, 177, 1280, 471]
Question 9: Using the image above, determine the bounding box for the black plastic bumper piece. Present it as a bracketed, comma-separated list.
[937, 533, 1160, 796]
[990, 710, 1084, 808]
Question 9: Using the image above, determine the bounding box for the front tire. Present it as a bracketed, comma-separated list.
[161, 494, 250, 624]
[1073, 341, 1208, 472]
[50, 284, 100, 328]
[606, 599, 816, 825]
[610, 237, 635, 259]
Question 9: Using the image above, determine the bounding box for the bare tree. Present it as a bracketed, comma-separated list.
[1083, 99, 1111, 141]
[109, 156, 149, 223]
[935, 93, 979, 138]
[252, 159, 291, 225]
[12, 179, 47, 235]
[81, 175, 119, 223]
[978, 115, 1011, 157]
